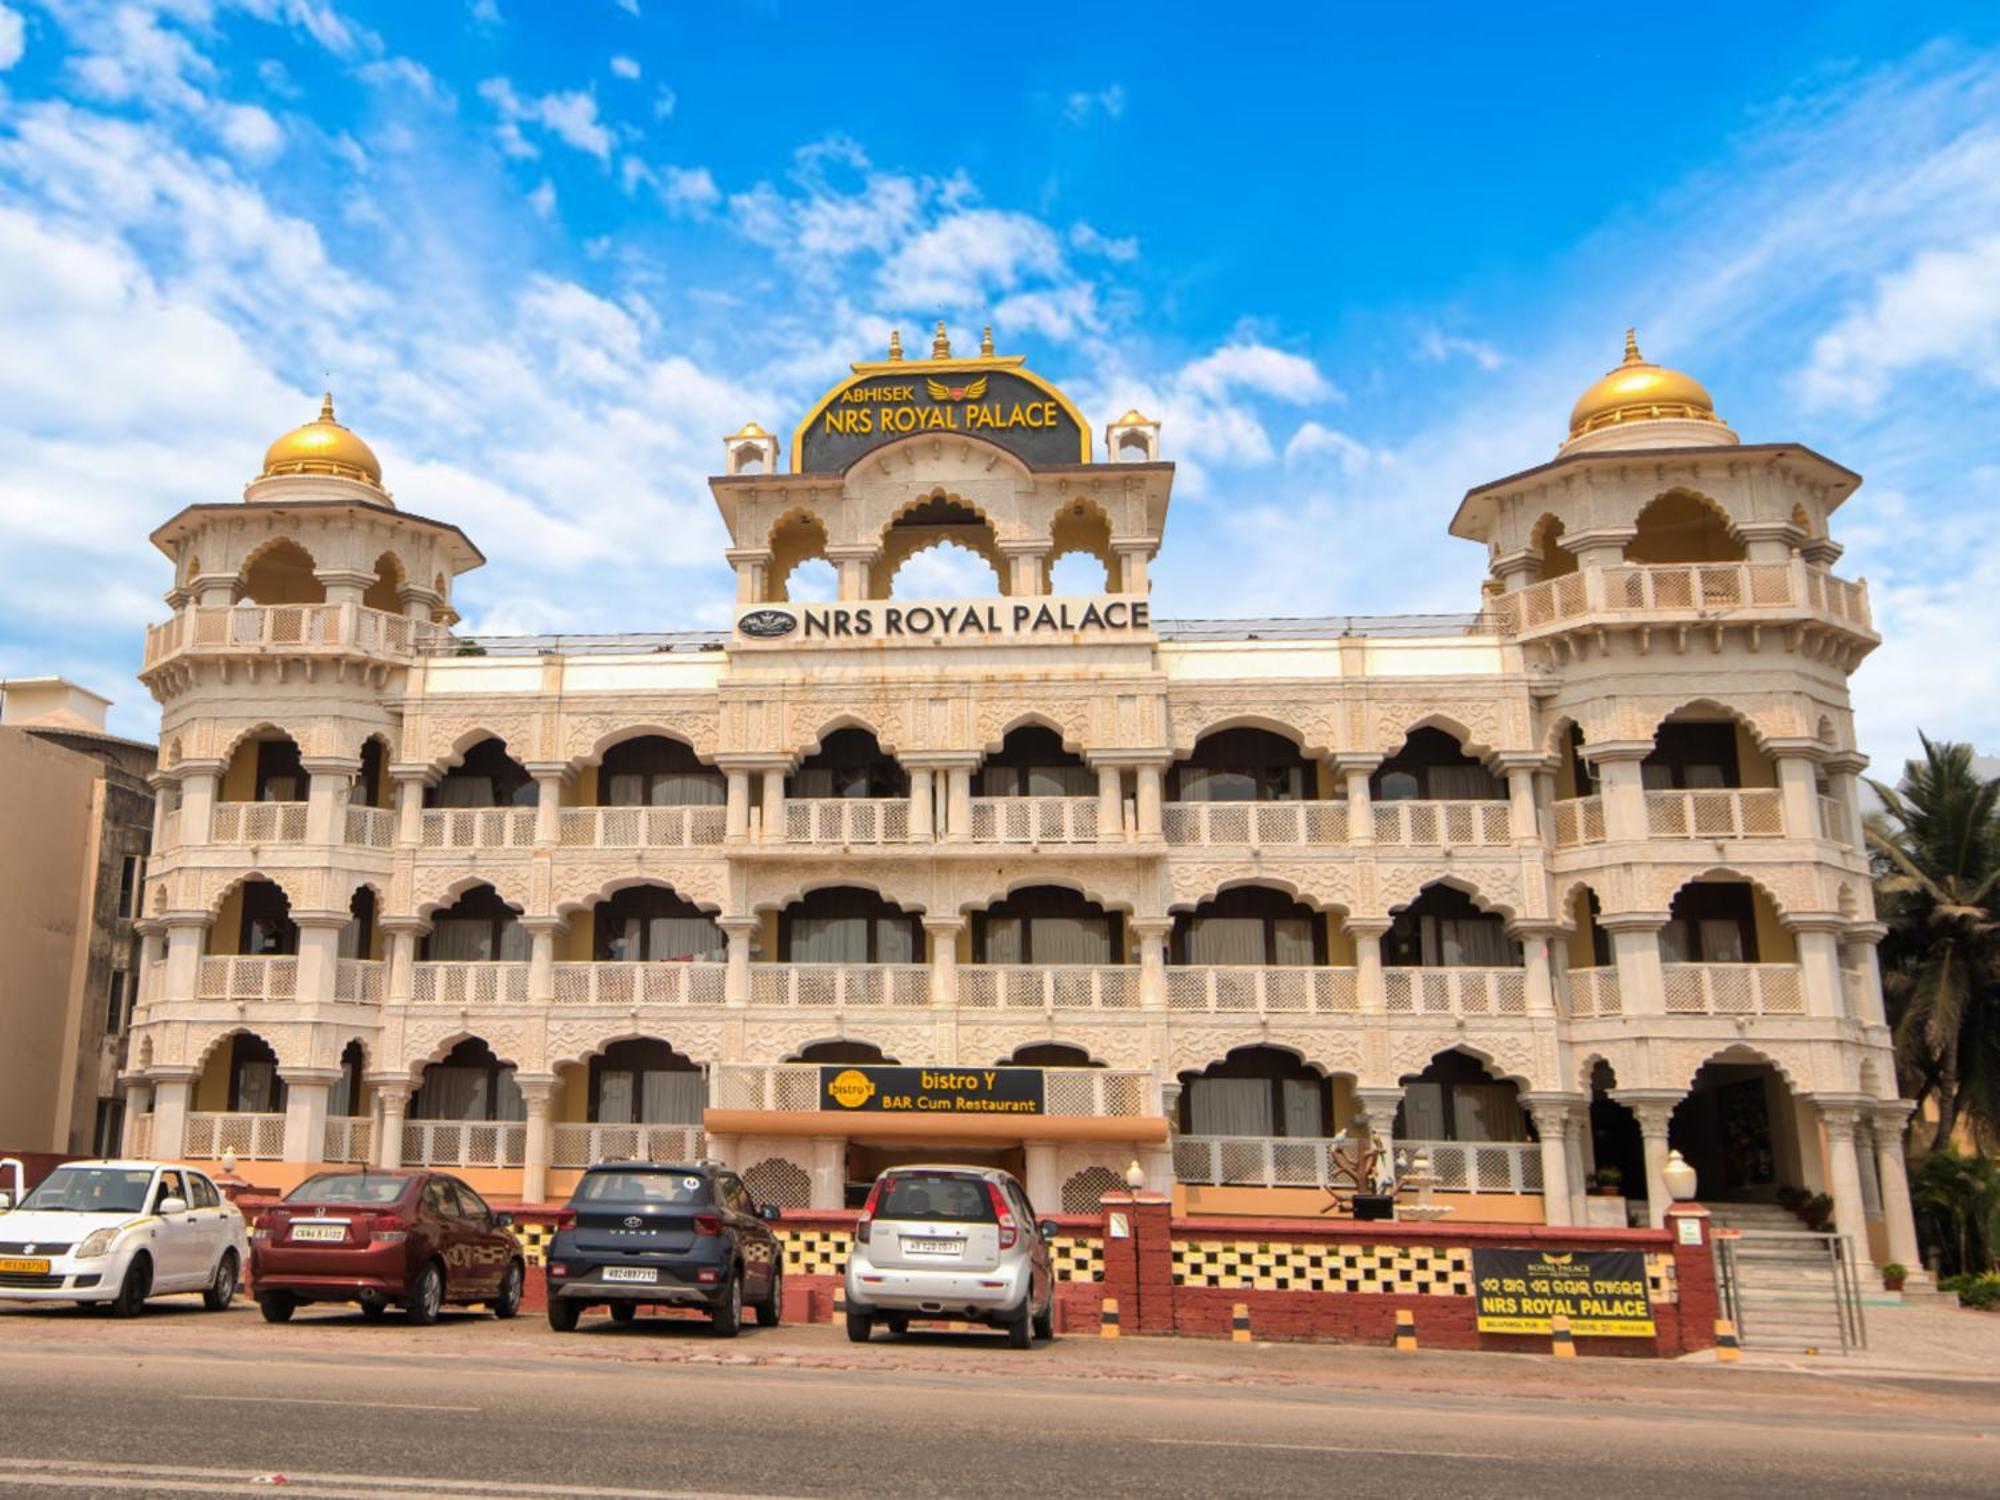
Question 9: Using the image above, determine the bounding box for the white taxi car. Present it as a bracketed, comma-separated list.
[0, 1160, 248, 1316]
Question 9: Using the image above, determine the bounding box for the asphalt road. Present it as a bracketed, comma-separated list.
[0, 1301, 1994, 1498]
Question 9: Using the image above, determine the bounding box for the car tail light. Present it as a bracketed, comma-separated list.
[692, 1212, 723, 1237]
[370, 1213, 409, 1244]
[855, 1179, 885, 1244]
[986, 1183, 1018, 1251]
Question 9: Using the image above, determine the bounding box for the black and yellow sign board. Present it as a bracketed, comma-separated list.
[1471, 1247, 1656, 1337]
[820, 1066, 1045, 1116]
[794, 360, 1090, 473]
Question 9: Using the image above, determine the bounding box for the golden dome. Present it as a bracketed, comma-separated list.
[1568, 330, 1723, 439]
[261, 393, 383, 487]
[1114, 408, 1152, 426]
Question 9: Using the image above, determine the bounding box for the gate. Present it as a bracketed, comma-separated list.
[1714, 1229, 1867, 1354]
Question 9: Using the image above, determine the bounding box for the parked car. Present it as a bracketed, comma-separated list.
[843, 1165, 1057, 1348]
[544, 1162, 782, 1336]
[250, 1169, 525, 1326]
[0, 1160, 246, 1317]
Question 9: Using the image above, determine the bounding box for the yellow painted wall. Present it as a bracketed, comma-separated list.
[1566, 887, 1599, 970]
[1325, 917, 1356, 966]
[1734, 722, 1777, 788]
[210, 887, 245, 955]
[219, 745, 260, 802]
[556, 1064, 588, 1124]
[565, 766, 598, 805]
[1753, 894, 1797, 963]
[758, 909, 780, 960]
[558, 912, 594, 962]
[193, 1047, 232, 1111]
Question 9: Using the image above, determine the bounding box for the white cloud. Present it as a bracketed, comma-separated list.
[468, 0, 502, 24]
[218, 103, 284, 161]
[1063, 84, 1125, 124]
[877, 208, 1065, 309]
[661, 164, 719, 217]
[479, 77, 614, 163]
[610, 54, 640, 80]
[1069, 221, 1138, 263]
[0, 5, 24, 71]
[653, 85, 676, 119]
[1417, 328, 1505, 370]
[614, 0, 639, 14]
[1283, 421, 1381, 475]
[1800, 235, 2000, 408]
[526, 177, 556, 220]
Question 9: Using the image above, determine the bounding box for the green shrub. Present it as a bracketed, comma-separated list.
[1953, 1273, 2000, 1310]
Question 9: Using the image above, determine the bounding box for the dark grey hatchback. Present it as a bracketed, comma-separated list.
[544, 1163, 783, 1336]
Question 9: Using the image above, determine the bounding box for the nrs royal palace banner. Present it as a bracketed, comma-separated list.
[1471, 1247, 1656, 1337]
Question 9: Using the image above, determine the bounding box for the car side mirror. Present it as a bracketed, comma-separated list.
[158, 1197, 188, 1217]
[493, 1213, 513, 1229]
[758, 1204, 782, 1222]
[1038, 1220, 1060, 1241]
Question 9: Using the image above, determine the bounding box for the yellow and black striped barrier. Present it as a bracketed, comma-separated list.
[1393, 1308, 1417, 1351]
[1230, 1303, 1250, 1343]
[1550, 1312, 1576, 1359]
[1100, 1296, 1120, 1338]
[1715, 1317, 1740, 1362]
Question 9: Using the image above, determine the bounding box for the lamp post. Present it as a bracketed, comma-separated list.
[1662, 1149, 1698, 1202]
[1125, 1159, 1145, 1194]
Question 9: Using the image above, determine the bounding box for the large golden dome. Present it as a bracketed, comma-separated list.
[1568, 331, 1723, 440]
[261, 393, 383, 487]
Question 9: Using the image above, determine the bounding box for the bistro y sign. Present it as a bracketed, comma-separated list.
[821, 1066, 1046, 1116]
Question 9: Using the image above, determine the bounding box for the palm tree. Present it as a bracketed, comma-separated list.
[1867, 735, 2000, 1150]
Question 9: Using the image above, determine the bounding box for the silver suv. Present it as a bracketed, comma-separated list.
[843, 1165, 1057, 1348]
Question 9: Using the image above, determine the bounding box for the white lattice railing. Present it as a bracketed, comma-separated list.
[411, 961, 530, 1005]
[334, 959, 385, 1004]
[1662, 962, 1804, 1015]
[1398, 1139, 1543, 1194]
[1804, 567, 1873, 626]
[1492, 562, 1872, 635]
[210, 801, 309, 844]
[1818, 794, 1850, 845]
[750, 963, 930, 1008]
[197, 955, 298, 1002]
[144, 604, 447, 666]
[554, 961, 728, 1007]
[1161, 801, 1350, 846]
[1553, 795, 1606, 847]
[551, 1122, 705, 1169]
[1566, 966, 1621, 1018]
[345, 805, 395, 848]
[559, 805, 728, 848]
[420, 808, 538, 849]
[968, 796, 1100, 844]
[183, 1112, 286, 1161]
[709, 1063, 1153, 1117]
[1383, 967, 1528, 1016]
[957, 965, 1140, 1010]
[1373, 799, 1512, 846]
[1166, 966, 1358, 1014]
[1173, 1135, 1342, 1189]
[323, 1117, 373, 1163]
[1645, 788, 1784, 839]
[401, 1120, 526, 1168]
[782, 798, 912, 844]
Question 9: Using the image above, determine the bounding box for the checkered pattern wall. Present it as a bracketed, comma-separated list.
[1173, 1241, 1681, 1303]
[1050, 1236, 1104, 1282]
[514, 1221, 558, 1265]
[781, 1227, 854, 1277]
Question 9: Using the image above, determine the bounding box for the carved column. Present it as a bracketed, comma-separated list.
[303, 757, 356, 846]
[1601, 914, 1669, 1015]
[1334, 754, 1378, 845]
[390, 767, 433, 847]
[280, 1068, 339, 1163]
[725, 770, 752, 843]
[1816, 1098, 1878, 1282]
[1095, 764, 1125, 843]
[1523, 1094, 1586, 1226]
[908, 768, 935, 842]
[524, 918, 562, 1005]
[518, 1074, 556, 1204]
[1614, 1092, 1682, 1229]
[998, 539, 1051, 597]
[1510, 924, 1559, 1016]
[1133, 918, 1171, 1012]
[293, 913, 346, 1005]
[372, 1077, 410, 1170]
[825, 545, 876, 602]
[1134, 763, 1164, 840]
[945, 767, 973, 843]
[925, 918, 963, 1009]
[527, 763, 572, 846]
[148, 1070, 196, 1162]
[1589, 745, 1652, 842]
[1871, 1100, 1930, 1289]
[1823, 751, 1870, 849]
[383, 920, 422, 1004]
[761, 768, 786, 843]
[1771, 747, 1823, 841]
[1790, 917, 1849, 1019]
[721, 917, 757, 1007]
[1350, 920, 1389, 1014]
[162, 915, 209, 1004]
[1351, 1086, 1404, 1152]
[176, 763, 222, 847]
[1496, 755, 1547, 845]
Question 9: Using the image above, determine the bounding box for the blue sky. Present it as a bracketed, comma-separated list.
[2, 2, 1999, 775]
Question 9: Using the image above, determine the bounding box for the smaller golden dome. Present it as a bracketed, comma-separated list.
[731, 421, 770, 438]
[261, 393, 383, 487]
[1115, 409, 1152, 427]
[1568, 331, 1722, 439]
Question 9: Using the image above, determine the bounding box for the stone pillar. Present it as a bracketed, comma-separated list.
[1846, 923, 1890, 1027]
[1095, 764, 1125, 843]
[1565, 1110, 1593, 1213]
[1816, 1099, 1878, 1281]
[1501, 762, 1544, 844]
[998, 539, 1051, 596]
[1736, 520, 1800, 565]
[724, 770, 751, 843]
[925, 918, 962, 1008]
[177, 765, 221, 847]
[1023, 1142, 1060, 1212]
[1871, 1100, 1931, 1290]
[1562, 526, 1634, 574]
[1335, 755, 1377, 844]
[303, 759, 353, 845]
[1512, 925, 1558, 1016]
[1134, 764, 1164, 839]
[908, 769, 935, 842]
[826, 545, 876, 601]
[1490, 549, 1540, 593]
[1824, 753, 1870, 849]
[529, 765, 570, 846]
[383, 921, 421, 1004]
[945, 767, 973, 844]
[1351, 1086, 1405, 1153]
[1112, 539, 1153, 596]
[1791, 919, 1848, 1019]
[396, 584, 440, 623]
[373, 1079, 409, 1170]
[391, 769, 431, 847]
[162, 917, 208, 1003]
[1603, 916, 1668, 1015]
[150, 1072, 195, 1161]
[721, 918, 756, 1006]
[1351, 921, 1388, 1014]
[1523, 1094, 1584, 1226]
[314, 569, 371, 609]
[725, 547, 772, 604]
[133, 925, 165, 1013]
[280, 1070, 337, 1163]
[761, 769, 786, 844]
[1133, 919, 1171, 1012]
[121, 1082, 153, 1157]
[1591, 748, 1651, 842]
[809, 1137, 845, 1211]
[293, 915, 345, 1005]
[1772, 750, 1822, 841]
[519, 1075, 555, 1205]
[1615, 1094, 1681, 1229]
[525, 919, 560, 1005]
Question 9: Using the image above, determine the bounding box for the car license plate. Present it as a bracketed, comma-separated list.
[903, 1238, 963, 1256]
[290, 1222, 347, 1242]
[602, 1267, 658, 1284]
[0, 1257, 50, 1275]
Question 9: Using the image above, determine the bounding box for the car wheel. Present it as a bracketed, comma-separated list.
[845, 1310, 873, 1344]
[491, 1261, 524, 1320]
[404, 1262, 444, 1327]
[109, 1256, 151, 1319]
[610, 1303, 637, 1324]
[546, 1297, 581, 1333]
[710, 1270, 743, 1338]
[360, 1301, 387, 1320]
[257, 1292, 296, 1324]
[755, 1264, 782, 1328]
[1006, 1297, 1033, 1350]
[1033, 1296, 1055, 1342]
[202, 1251, 239, 1312]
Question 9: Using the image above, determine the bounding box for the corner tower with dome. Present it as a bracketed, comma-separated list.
[122, 330, 1923, 1296]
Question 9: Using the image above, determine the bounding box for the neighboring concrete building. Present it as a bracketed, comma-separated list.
[122, 331, 1924, 1285]
[0, 677, 156, 1156]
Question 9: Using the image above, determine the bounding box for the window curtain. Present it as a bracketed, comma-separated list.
[415, 1068, 486, 1120]
[235, 1062, 278, 1113]
[650, 917, 724, 962]
[1178, 767, 1256, 803]
[258, 776, 299, 803]
[1641, 762, 1675, 791]
[983, 917, 1023, 964]
[337, 918, 366, 960]
[494, 1068, 525, 1121]
[1026, 764, 1093, 797]
[657, 771, 726, 805]
[1188, 1077, 1272, 1136]
[1400, 1083, 1449, 1140]
[1030, 917, 1112, 964]
[1682, 764, 1728, 789]
[1425, 916, 1514, 967]
[429, 920, 492, 961]
[790, 916, 869, 963]
[874, 918, 917, 963]
[1272, 918, 1316, 967]
[328, 1073, 355, 1119]
[1187, 917, 1266, 966]
[1429, 765, 1500, 800]
[1658, 919, 1693, 964]
[640, 1071, 706, 1124]
[436, 776, 497, 808]
[1699, 919, 1745, 963]
[1453, 1085, 1526, 1143]
[1280, 1079, 1324, 1138]
[599, 1071, 635, 1124]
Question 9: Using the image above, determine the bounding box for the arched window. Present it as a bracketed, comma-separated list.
[789, 1039, 895, 1064]
[221, 733, 303, 803]
[601, 737, 725, 807]
[789, 728, 907, 800]
[1659, 882, 1764, 964]
[1006, 1043, 1101, 1068]
[1385, 885, 1518, 968]
[588, 1039, 703, 1125]
[232, 880, 297, 956]
[974, 886, 1122, 964]
[223, 1033, 286, 1113]
[1627, 490, 1744, 565]
[1170, 728, 1313, 803]
[239, 539, 324, 605]
[358, 737, 389, 808]
[1394, 1050, 1528, 1144]
[428, 738, 535, 808]
[593, 887, 724, 962]
[778, 887, 923, 963]
[1372, 727, 1500, 801]
[1177, 1047, 1330, 1139]
[976, 726, 1091, 797]
[339, 885, 378, 961]
[329, 1040, 367, 1119]
[1171, 887, 1325, 966]
[422, 886, 528, 961]
[411, 1039, 522, 1121]
[1644, 718, 1760, 790]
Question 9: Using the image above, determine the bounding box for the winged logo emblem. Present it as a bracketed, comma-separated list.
[926, 375, 988, 402]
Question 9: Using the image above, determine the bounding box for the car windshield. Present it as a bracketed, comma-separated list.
[17, 1167, 154, 1214]
[285, 1174, 409, 1206]
[877, 1173, 995, 1223]
[575, 1171, 708, 1207]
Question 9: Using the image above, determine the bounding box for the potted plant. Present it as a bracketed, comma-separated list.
[1591, 1166, 1623, 1197]
[1802, 1193, 1835, 1233]
[1882, 1262, 1909, 1292]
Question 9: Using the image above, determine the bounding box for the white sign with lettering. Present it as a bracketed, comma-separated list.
[734, 594, 1154, 648]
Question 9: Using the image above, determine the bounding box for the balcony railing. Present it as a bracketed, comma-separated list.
[144, 603, 448, 667]
[1661, 962, 1804, 1015]
[957, 964, 1140, 1010]
[1645, 788, 1784, 839]
[334, 959, 385, 1004]
[345, 805, 396, 848]
[184, 1112, 286, 1161]
[411, 961, 530, 1005]
[1492, 561, 1873, 636]
[554, 961, 728, 1007]
[1396, 1139, 1542, 1194]
[1174, 1134, 1342, 1189]
[1552, 795, 1606, 847]
[710, 1064, 1155, 1117]
[197, 955, 297, 1002]
[1165, 966, 1358, 1015]
[1383, 966, 1528, 1016]
[1373, 800, 1512, 847]
[211, 801, 308, 844]
[420, 808, 537, 849]
[782, 798, 911, 844]
[322, 1117, 373, 1164]
[1161, 801, 1350, 846]
[401, 1119, 525, 1168]
[750, 963, 930, 1008]
[559, 805, 727, 848]
[968, 796, 1101, 844]
[1566, 966, 1622, 1018]
[551, 1122, 705, 1170]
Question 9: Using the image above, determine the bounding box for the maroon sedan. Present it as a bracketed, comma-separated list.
[251, 1170, 525, 1326]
